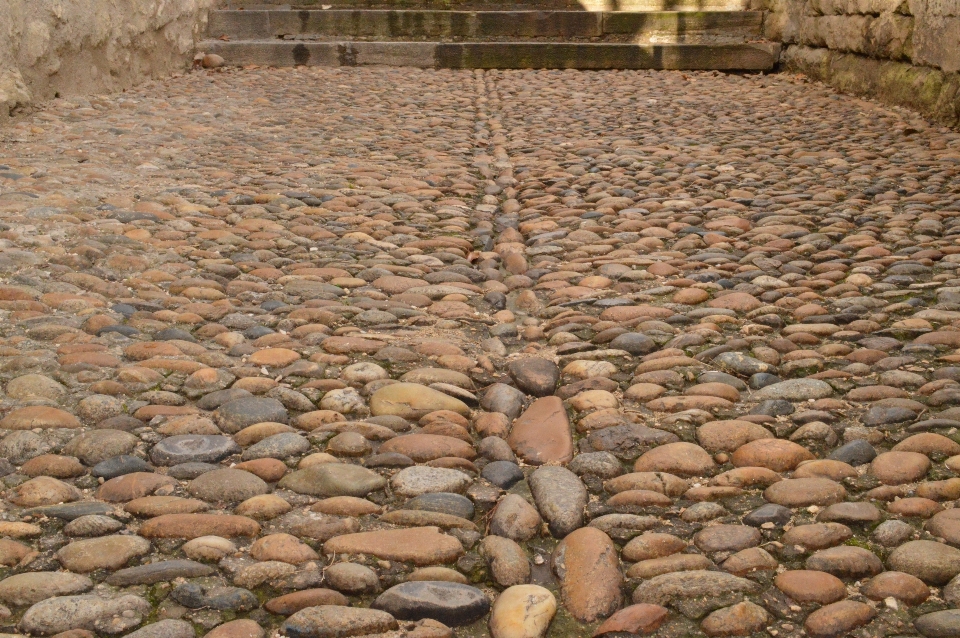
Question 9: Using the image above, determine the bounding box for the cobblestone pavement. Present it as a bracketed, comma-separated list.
[0, 66, 960, 638]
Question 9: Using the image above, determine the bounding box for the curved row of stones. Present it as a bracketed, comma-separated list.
[0, 66, 959, 638]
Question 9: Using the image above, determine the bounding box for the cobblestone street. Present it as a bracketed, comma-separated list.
[0, 66, 960, 638]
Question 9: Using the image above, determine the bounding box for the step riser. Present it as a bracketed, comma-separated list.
[209, 10, 762, 41]
[201, 40, 779, 69]
[222, 0, 754, 10]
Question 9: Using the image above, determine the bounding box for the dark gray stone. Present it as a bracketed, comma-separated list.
[748, 373, 780, 390]
[914, 609, 960, 637]
[92, 455, 152, 479]
[828, 440, 877, 466]
[153, 328, 197, 343]
[586, 424, 679, 460]
[216, 397, 288, 433]
[196, 388, 253, 411]
[27, 502, 115, 520]
[508, 358, 560, 397]
[98, 415, 144, 431]
[749, 400, 794, 416]
[714, 352, 776, 376]
[150, 435, 240, 466]
[609, 333, 658, 356]
[106, 560, 215, 586]
[0, 431, 50, 464]
[405, 492, 475, 520]
[481, 461, 524, 489]
[480, 383, 526, 419]
[477, 437, 516, 463]
[168, 463, 220, 479]
[529, 465, 587, 538]
[62, 514, 124, 537]
[862, 406, 916, 427]
[241, 432, 311, 461]
[364, 453, 414, 468]
[170, 584, 258, 611]
[743, 504, 792, 528]
[372, 581, 490, 626]
[697, 371, 747, 391]
[568, 452, 624, 479]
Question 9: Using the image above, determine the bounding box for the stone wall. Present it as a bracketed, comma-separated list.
[765, 0, 960, 127]
[0, 0, 216, 121]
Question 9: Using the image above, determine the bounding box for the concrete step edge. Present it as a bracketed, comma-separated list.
[208, 10, 765, 40]
[219, 0, 757, 10]
[199, 39, 781, 70]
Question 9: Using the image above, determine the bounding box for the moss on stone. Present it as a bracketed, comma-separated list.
[782, 45, 960, 128]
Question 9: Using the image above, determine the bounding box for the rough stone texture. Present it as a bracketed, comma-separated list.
[0, 59, 958, 638]
[766, 0, 960, 127]
[0, 0, 215, 121]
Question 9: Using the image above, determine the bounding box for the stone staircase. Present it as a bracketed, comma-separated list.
[201, 0, 781, 69]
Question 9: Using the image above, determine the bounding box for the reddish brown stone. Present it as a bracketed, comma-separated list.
[124, 496, 210, 517]
[264, 589, 349, 615]
[804, 601, 876, 638]
[697, 420, 772, 453]
[553, 527, 622, 623]
[235, 458, 288, 482]
[731, 438, 814, 472]
[593, 604, 668, 636]
[139, 514, 261, 538]
[249, 533, 319, 564]
[707, 292, 762, 312]
[764, 478, 846, 507]
[203, 620, 264, 638]
[775, 570, 847, 604]
[507, 396, 573, 465]
[871, 451, 930, 485]
[96, 472, 178, 502]
[862, 571, 929, 605]
[378, 433, 476, 462]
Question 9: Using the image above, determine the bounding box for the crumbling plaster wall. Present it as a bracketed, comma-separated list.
[765, 0, 960, 126]
[0, 0, 216, 121]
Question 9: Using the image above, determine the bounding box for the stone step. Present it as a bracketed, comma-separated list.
[199, 39, 780, 69]
[209, 10, 763, 43]
[220, 0, 754, 10]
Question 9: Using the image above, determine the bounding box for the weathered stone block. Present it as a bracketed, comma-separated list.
[782, 44, 960, 127]
[865, 12, 913, 59]
[913, 14, 960, 71]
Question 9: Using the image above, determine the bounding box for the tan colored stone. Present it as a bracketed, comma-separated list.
[323, 527, 463, 565]
[0, 406, 81, 429]
[731, 438, 814, 472]
[697, 420, 772, 453]
[633, 442, 716, 477]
